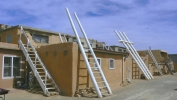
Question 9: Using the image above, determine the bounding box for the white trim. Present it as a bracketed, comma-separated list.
[2, 55, 22, 79]
[109, 58, 115, 69]
[94, 58, 101, 70]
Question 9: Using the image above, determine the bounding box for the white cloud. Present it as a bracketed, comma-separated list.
[0, 0, 176, 53]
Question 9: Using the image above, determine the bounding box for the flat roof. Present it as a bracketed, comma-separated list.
[0, 42, 20, 50]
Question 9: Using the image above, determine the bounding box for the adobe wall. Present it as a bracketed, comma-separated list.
[76, 51, 125, 90]
[0, 27, 63, 48]
[0, 28, 21, 44]
[37, 42, 78, 97]
[0, 44, 26, 88]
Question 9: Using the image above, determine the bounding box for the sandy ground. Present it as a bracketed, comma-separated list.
[3, 73, 177, 100]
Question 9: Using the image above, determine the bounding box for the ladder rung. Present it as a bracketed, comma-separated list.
[46, 83, 53, 85]
[36, 68, 43, 70]
[99, 86, 107, 89]
[95, 77, 102, 78]
[40, 75, 45, 77]
[97, 81, 104, 84]
[93, 72, 100, 74]
[91, 67, 98, 69]
[46, 87, 55, 90]
[89, 62, 95, 64]
[38, 72, 45, 73]
[88, 58, 94, 59]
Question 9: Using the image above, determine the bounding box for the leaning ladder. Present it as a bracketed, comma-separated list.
[148, 47, 163, 75]
[115, 31, 154, 80]
[18, 27, 60, 96]
[66, 8, 112, 98]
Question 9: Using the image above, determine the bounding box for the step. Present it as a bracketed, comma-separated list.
[97, 81, 104, 84]
[91, 67, 98, 69]
[46, 83, 53, 85]
[47, 87, 56, 90]
[95, 77, 102, 78]
[99, 86, 107, 89]
[38, 72, 45, 74]
[93, 72, 100, 74]
[36, 68, 43, 70]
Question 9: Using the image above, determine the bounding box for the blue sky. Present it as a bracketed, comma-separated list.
[0, 0, 176, 54]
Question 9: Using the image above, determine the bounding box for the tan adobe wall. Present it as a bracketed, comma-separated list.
[0, 27, 63, 48]
[0, 28, 20, 44]
[77, 51, 126, 90]
[0, 46, 26, 88]
[36, 42, 78, 97]
[93, 52, 123, 88]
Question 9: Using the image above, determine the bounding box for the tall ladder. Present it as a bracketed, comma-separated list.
[66, 8, 112, 98]
[115, 31, 154, 80]
[18, 26, 60, 96]
[148, 47, 163, 75]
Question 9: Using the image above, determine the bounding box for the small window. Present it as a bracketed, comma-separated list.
[94, 58, 101, 70]
[109, 58, 114, 69]
[6, 34, 12, 43]
[118, 49, 122, 52]
[3, 56, 21, 78]
[33, 34, 48, 43]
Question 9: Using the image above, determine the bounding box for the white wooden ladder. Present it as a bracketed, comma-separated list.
[115, 31, 154, 80]
[66, 8, 112, 98]
[148, 47, 163, 75]
[18, 26, 60, 96]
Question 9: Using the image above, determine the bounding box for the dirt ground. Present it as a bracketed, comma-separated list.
[3, 73, 177, 100]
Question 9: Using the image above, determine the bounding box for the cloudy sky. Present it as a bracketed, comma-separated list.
[0, 0, 176, 54]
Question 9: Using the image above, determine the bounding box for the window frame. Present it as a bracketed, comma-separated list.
[6, 34, 12, 43]
[109, 58, 115, 69]
[2, 55, 22, 79]
[94, 58, 101, 70]
[32, 34, 49, 43]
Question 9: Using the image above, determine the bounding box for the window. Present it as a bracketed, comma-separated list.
[94, 58, 101, 70]
[33, 34, 48, 43]
[109, 58, 114, 69]
[118, 49, 122, 52]
[6, 34, 12, 43]
[3, 56, 21, 78]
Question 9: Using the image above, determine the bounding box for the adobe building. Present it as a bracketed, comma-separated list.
[0, 24, 130, 97]
[0, 42, 26, 88]
[168, 54, 177, 72]
[138, 50, 174, 75]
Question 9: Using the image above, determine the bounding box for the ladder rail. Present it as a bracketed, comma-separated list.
[115, 30, 151, 80]
[74, 12, 112, 95]
[121, 32, 154, 79]
[65, 8, 102, 98]
[58, 33, 63, 43]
